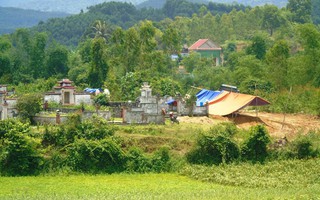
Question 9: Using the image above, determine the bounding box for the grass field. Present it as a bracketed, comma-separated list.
[1, 173, 319, 200]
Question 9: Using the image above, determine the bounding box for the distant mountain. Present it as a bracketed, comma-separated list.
[0, 0, 288, 14]
[210, 0, 287, 8]
[137, 0, 288, 9]
[0, 7, 69, 34]
[0, 0, 147, 14]
[137, 0, 210, 9]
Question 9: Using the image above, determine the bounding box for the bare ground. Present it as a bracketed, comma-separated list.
[179, 112, 320, 140]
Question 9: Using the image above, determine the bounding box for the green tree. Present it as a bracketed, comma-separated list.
[266, 40, 290, 89]
[16, 93, 42, 123]
[246, 34, 267, 60]
[124, 27, 141, 73]
[261, 5, 283, 36]
[296, 24, 320, 86]
[241, 125, 271, 163]
[88, 37, 108, 88]
[162, 26, 181, 55]
[150, 77, 182, 96]
[30, 32, 48, 78]
[287, 0, 312, 23]
[92, 20, 111, 41]
[46, 44, 69, 77]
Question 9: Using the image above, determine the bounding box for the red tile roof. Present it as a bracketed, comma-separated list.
[189, 39, 221, 50]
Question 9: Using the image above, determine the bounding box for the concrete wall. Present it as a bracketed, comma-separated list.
[45, 94, 61, 104]
[123, 110, 164, 124]
[33, 110, 111, 125]
[33, 116, 68, 125]
[75, 94, 92, 105]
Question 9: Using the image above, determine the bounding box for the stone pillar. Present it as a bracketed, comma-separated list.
[2, 100, 8, 120]
[56, 110, 61, 124]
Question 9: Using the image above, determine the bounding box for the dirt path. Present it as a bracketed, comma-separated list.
[179, 112, 320, 139]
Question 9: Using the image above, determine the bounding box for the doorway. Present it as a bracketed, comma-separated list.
[64, 92, 70, 104]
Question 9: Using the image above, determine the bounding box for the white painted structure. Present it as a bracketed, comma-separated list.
[0, 85, 17, 120]
[44, 79, 92, 105]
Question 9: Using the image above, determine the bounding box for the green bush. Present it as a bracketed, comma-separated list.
[241, 125, 271, 163]
[42, 115, 116, 147]
[126, 147, 152, 173]
[42, 147, 69, 174]
[186, 126, 240, 165]
[151, 147, 172, 172]
[126, 146, 173, 173]
[66, 138, 126, 173]
[0, 130, 43, 176]
[291, 133, 319, 159]
[0, 118, 30, 139]
[268, 131, 320, 160]
[16, 93, 42, 123]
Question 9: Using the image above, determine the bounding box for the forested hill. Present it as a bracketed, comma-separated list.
[0, 7, 69, 34]
[0, 0, 145, 14]
[34, 1, 248, 47]
[0, 0, 288, 13]
[137, 0, 287, 9]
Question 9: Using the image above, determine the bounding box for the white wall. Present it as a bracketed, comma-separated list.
[75, 94, 92, 105]
[44, 95, 61, 104]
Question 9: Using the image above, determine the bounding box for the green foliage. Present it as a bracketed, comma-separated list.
[186, 123, 240, 165]
[150, 77, 182, 96]
[66, 138, 126, 173]
[0, 118, 30, 139]
[93, 93, 109, 106]
[126, 147, 153, 173]
[246, 34, 267, 60]
[42, 115, 116, 147]
[241, 125, 271, 163]
[0, 121, 43, 176]
[181, 158, 320, 188]
[16, 93, 42, 123]
[291, 133, 319, 159]
[120, 72, 144, 101]
[287, 0, 312, 23]
[151, 147, 172, 172]
[126, 146, 173, 173]
[88, 37, 108, 88]
[46, 44, 69, 77]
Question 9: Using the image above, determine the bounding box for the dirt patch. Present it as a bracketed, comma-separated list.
[179, 112, 320, 139]
[179, 116, 225, 124]
[234, 112, 320, 139]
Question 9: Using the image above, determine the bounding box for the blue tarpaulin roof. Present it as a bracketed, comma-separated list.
[84, 88, 102, 93]
[196, 89, 222, 107]
[166, 99, 176, 104]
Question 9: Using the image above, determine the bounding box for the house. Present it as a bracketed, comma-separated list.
[188, 39, 222, 66]
[44, 79, 91, 106]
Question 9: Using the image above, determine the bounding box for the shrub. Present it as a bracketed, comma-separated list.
[186, 128, 240, 165]
[42, 115, 116, 147]
[241, 125, 271, 163]
[0, 118, 30, 139]
[93, 93, 109, 106]
[126, 146, 173, 173]
[16, 93, 42, 123]
[207, 122, 238, 137]
[126, 147, 152, 173]
[66, 138, 126, 173]
[151, 147, 172, 172]
[0, 130, 43, 176]
[291, 133, 319, 159]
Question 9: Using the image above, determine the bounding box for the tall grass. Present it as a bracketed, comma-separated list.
[180, 158, 320, 188]
[0, 173, 319, 200]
